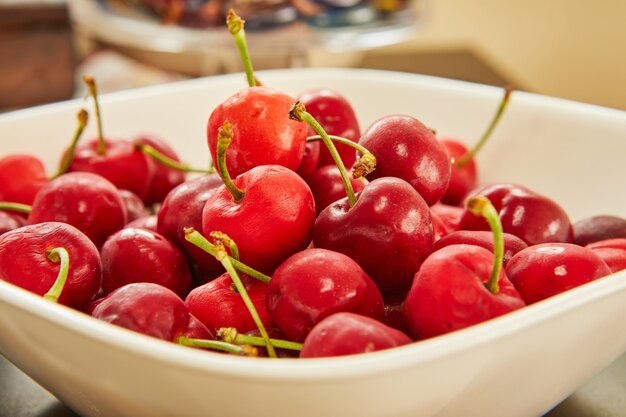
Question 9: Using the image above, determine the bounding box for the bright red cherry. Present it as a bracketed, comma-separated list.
[439, 139, 477, 206]
[300, 312, 412, 358]
[586, 238, 626, 273]
[0, 154, 48, 205]
[358, 115, 451, 206]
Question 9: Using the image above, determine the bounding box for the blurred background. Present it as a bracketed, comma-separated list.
[1, 0, 625, 111]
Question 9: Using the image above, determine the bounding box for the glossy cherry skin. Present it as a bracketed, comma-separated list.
[300, 312, 412, 358]
[573, 215, 626, 246]
[439, 138, 477, 206]
[135, 135, 187, 205]
[585, 239, 626, 274]
[157, 174, 224, 278]
[28, 172, 127, 248]
[267, 248, 385, 342]
[314, 176, 434, 294]
[124, 215, 158, 232]
[434, 230, 528, 267]
[358, 115, 451, 206]
[91, 282, 197, 341]
[67, 137, 156, 201]
[185, 272, 272, 334]
[459, 183, 574, 246]
[296, 141, 321, 180]
[202, 165, 316, 274]
[0, 154, 48, 205]
[306, 165, 367, 215]
[404, 244, 525, 340]
[297, 88, 361, 168]
[207, 87, 308, 178]
[118, 189, 150, 223]
[506, 243, 612, 304]
[429, 210, 451, 242]
[0, 222, 102, 310]
[100, 228, 192, 298]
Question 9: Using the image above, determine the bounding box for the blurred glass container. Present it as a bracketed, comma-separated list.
[67, 0, 425, 75]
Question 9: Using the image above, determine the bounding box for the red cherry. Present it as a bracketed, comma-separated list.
[429, 209, 452, 242]
[297, 88, 361, 168]
[506, 243, 612, 304]
[157, 174, 224, 278]
[207, 87, 308, 178]
[202, 165, 316, 273]
[586, 238, 626, 273]
[358, 115, 451, 206]
[0, 154, 48, 205]
[0, 222, 101, 310]
[434, 230, 528, 267]
[296, 141, 321, 179]
[118, 189, 150, 223]
[573, 215, 626, 246]
[124, 215, 158, 232]
[300, 312, 412, 358]
[439, 139, 477, 206]
[267, 248, 385, 342]
[0, 210, 24, 236]
[185, 272, 272, 334]
[404, 244, 525, 339]
[100, 228, 192, 298]
[459, 183, 574, 245]
[430, 202, 464, 233]
[27, 172, 127, 248]
[306, 165, 367, 215]
[314, 177, 434, 294]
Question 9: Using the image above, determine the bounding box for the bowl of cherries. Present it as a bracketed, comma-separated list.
[0, 14, 625, 417]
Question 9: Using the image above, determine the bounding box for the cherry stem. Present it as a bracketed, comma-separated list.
[227, 9, 256, 88]
[83, 75, 106, 155]
[53, 109, 89, 179]
[217, 327, 303, 351]
[43, 247, 70, 303]
[210, 231, 240, 261]
[306, 134, 377, 179]
[216, 120, 245, 204]
[290, 102, 357, 207]
[210, 234, 277, 358]
[0, 202, 32, 214]
[177, 335, 258, 357]
[138, 144, 214, 174]
[184, 228, 271, 284]
[466, 195, 504, 294]
[456, 86, 513, 168]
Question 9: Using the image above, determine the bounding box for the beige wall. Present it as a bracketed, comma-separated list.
[382, 0, 626, 110]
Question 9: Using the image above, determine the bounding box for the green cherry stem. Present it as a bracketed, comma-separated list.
[177, 335, 258, 357]
[306, 134, 377, 179]
[184, 228, 271, 284]
[227, 9, 256, 88]
[53, 109, 89, 179]
[138, 144, 214, 174]
[0, 202, 32, 214]
[290, 102, 357, 207]
[216, 120, 245, 203]
[466, 195, 504, 294]
[456, 86, 513, 168]
[210, 231, 240, 261]
[211, 234, 277, 358]
[217, 327, 303, 351]
[43, 247, 70, 303]
[83, 75, 106, 155]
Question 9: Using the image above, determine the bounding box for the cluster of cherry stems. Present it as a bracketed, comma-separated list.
[0, 11, 625, 359]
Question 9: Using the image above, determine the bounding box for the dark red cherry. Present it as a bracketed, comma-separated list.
[300, 312, 412, 358]
[267, 248, 385, 342]
[506, 243, 612, 304]
[0, 222, 101, 310]
[100, 228, 192, 297]
[118, 189, 150, 223]
[297, 88, 361, 168]
[185, 272, 272, 334]
[434, 230, 528, 267]
[314, 177, 434, 294]
[586, 238, 626, 274]
[404, 244, 525, 340]
[0, 154, 48, 205]
[124, 215, 158, 232]
[27, 172, 127, 248]
[307, 165, 366, 215]
[207, 87, 308, 178]
[573, 215, 626, 246]
[459, 183, 574, 246]
[296, 141, 321, 180]
[202, 165, 316, 273]
[157, 174, 224, 278]
[358, 115, 451, 206]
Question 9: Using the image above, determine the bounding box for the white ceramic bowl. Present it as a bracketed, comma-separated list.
[0, 68, 625, 417]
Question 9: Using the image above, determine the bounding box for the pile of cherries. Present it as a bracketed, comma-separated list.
[1, 11, 625, 359]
